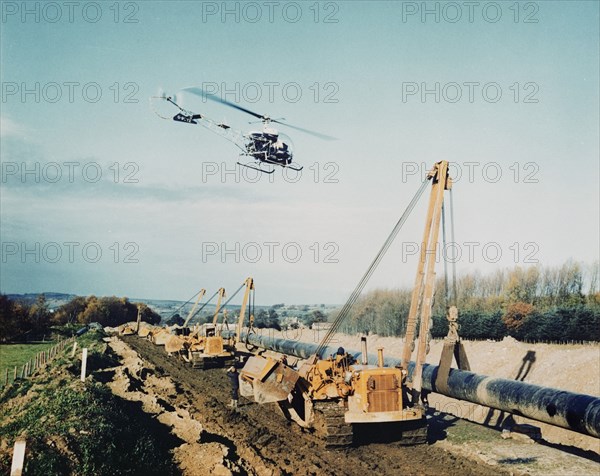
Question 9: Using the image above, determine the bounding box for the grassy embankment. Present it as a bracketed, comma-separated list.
[0, 342, 55, 381]
[0, 331, 180, 475]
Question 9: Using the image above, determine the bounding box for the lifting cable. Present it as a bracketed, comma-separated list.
[165, 288, 210, 322]
[315, 174, 432, 358]
[442, 201, 450, 307]
[441, 188, 458, 308]
[449, 188, 458, 306]
[214, 282, 247, 329]
[244, 288, 257, 350]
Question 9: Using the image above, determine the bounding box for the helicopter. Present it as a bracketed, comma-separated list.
[150, 87, 335, 174]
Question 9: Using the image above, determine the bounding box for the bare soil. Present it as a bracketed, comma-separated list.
[118, 335, 509, 476]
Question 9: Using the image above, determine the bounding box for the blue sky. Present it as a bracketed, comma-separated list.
[1, 1, 598, 304]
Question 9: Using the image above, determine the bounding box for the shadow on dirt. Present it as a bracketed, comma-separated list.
[426, 411, 462, 443]
[537, 439, 600, 463]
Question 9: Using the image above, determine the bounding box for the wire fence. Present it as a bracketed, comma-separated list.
[1, 336, 76, 389]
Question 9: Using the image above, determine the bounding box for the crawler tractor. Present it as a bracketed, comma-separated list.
[167, 278, 255, 369]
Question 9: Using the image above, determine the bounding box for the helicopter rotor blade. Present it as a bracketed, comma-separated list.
[271, 119, 337, 141]
[181, 86, 336, 140]
[182, 87, 266, 120]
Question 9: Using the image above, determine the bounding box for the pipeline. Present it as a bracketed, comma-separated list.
[239, 332, 600, 439]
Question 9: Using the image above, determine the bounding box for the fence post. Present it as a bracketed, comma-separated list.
[10, 438, 26, 476]
[4, 368, 8, 386]
[80, 348, 88, 382]
[71, 342, 78, 358]
[13, 366, 17, 382]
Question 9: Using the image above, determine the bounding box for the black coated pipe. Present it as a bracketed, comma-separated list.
[239, 332, 600, 439]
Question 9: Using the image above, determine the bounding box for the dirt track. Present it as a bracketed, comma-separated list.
[120, 335, 506, 476]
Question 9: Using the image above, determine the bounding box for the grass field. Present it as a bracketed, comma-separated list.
[0, 342, 55, 382]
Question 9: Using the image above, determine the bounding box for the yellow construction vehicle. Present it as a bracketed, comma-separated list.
[168, 278, 255, 369]
[240, 161, 453, 446]
[151, 288, 208, 345]
[165, 287, 225, 360]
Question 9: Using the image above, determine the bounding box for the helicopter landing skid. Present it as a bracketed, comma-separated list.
[261, 157, 304, 173]
[237, 161, 275, 175]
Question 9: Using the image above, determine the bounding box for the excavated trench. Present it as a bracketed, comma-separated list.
[119, 335, 507, 476]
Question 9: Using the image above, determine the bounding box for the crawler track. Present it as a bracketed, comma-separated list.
[122, 336, 506, 476]
[314, 401, 354, 448]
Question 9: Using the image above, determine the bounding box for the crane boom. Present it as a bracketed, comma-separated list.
[211, 288, 226, 325]
[183, 289, 206, 327]
[235, 278, 255, 341]
[400, 160, 452, 403]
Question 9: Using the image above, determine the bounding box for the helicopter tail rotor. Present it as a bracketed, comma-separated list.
[149, 88, 176, 119]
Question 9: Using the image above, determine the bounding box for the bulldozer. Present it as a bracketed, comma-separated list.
[165, 287, 225, 364]
[148, 288, 209, 345]
[240, 161, 456, 446]
[167, 278, 255, 369]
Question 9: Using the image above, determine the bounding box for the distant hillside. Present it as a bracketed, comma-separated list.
[5, 293, 338, 323]
[6, 292, 77, 309]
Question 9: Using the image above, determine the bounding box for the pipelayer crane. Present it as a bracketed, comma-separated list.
[168, 278, 255, 369]
[240, 161, 456, 446]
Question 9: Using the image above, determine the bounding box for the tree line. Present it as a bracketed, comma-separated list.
[2, 261, 597, 343]
[0, 294, 161, 342]
[335, 261, 600, 342]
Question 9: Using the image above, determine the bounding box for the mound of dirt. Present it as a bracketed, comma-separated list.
[106, 337, 242, 476]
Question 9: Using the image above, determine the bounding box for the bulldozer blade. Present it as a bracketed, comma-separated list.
[252, 372, 298, 404]
[165, 335, 185, 353]
[241, 356, 300, 404]
[240, 378, 254, 399]
[153, 329, 173, 346]
[137, 326, 152, 338]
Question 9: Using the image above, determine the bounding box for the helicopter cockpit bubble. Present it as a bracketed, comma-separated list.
[277, 132, 293, 149]
[273, 132, 294, 163]
[263, 125, 278, 136]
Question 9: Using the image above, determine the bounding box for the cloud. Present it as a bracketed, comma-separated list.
[0, 116, 27, 139]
